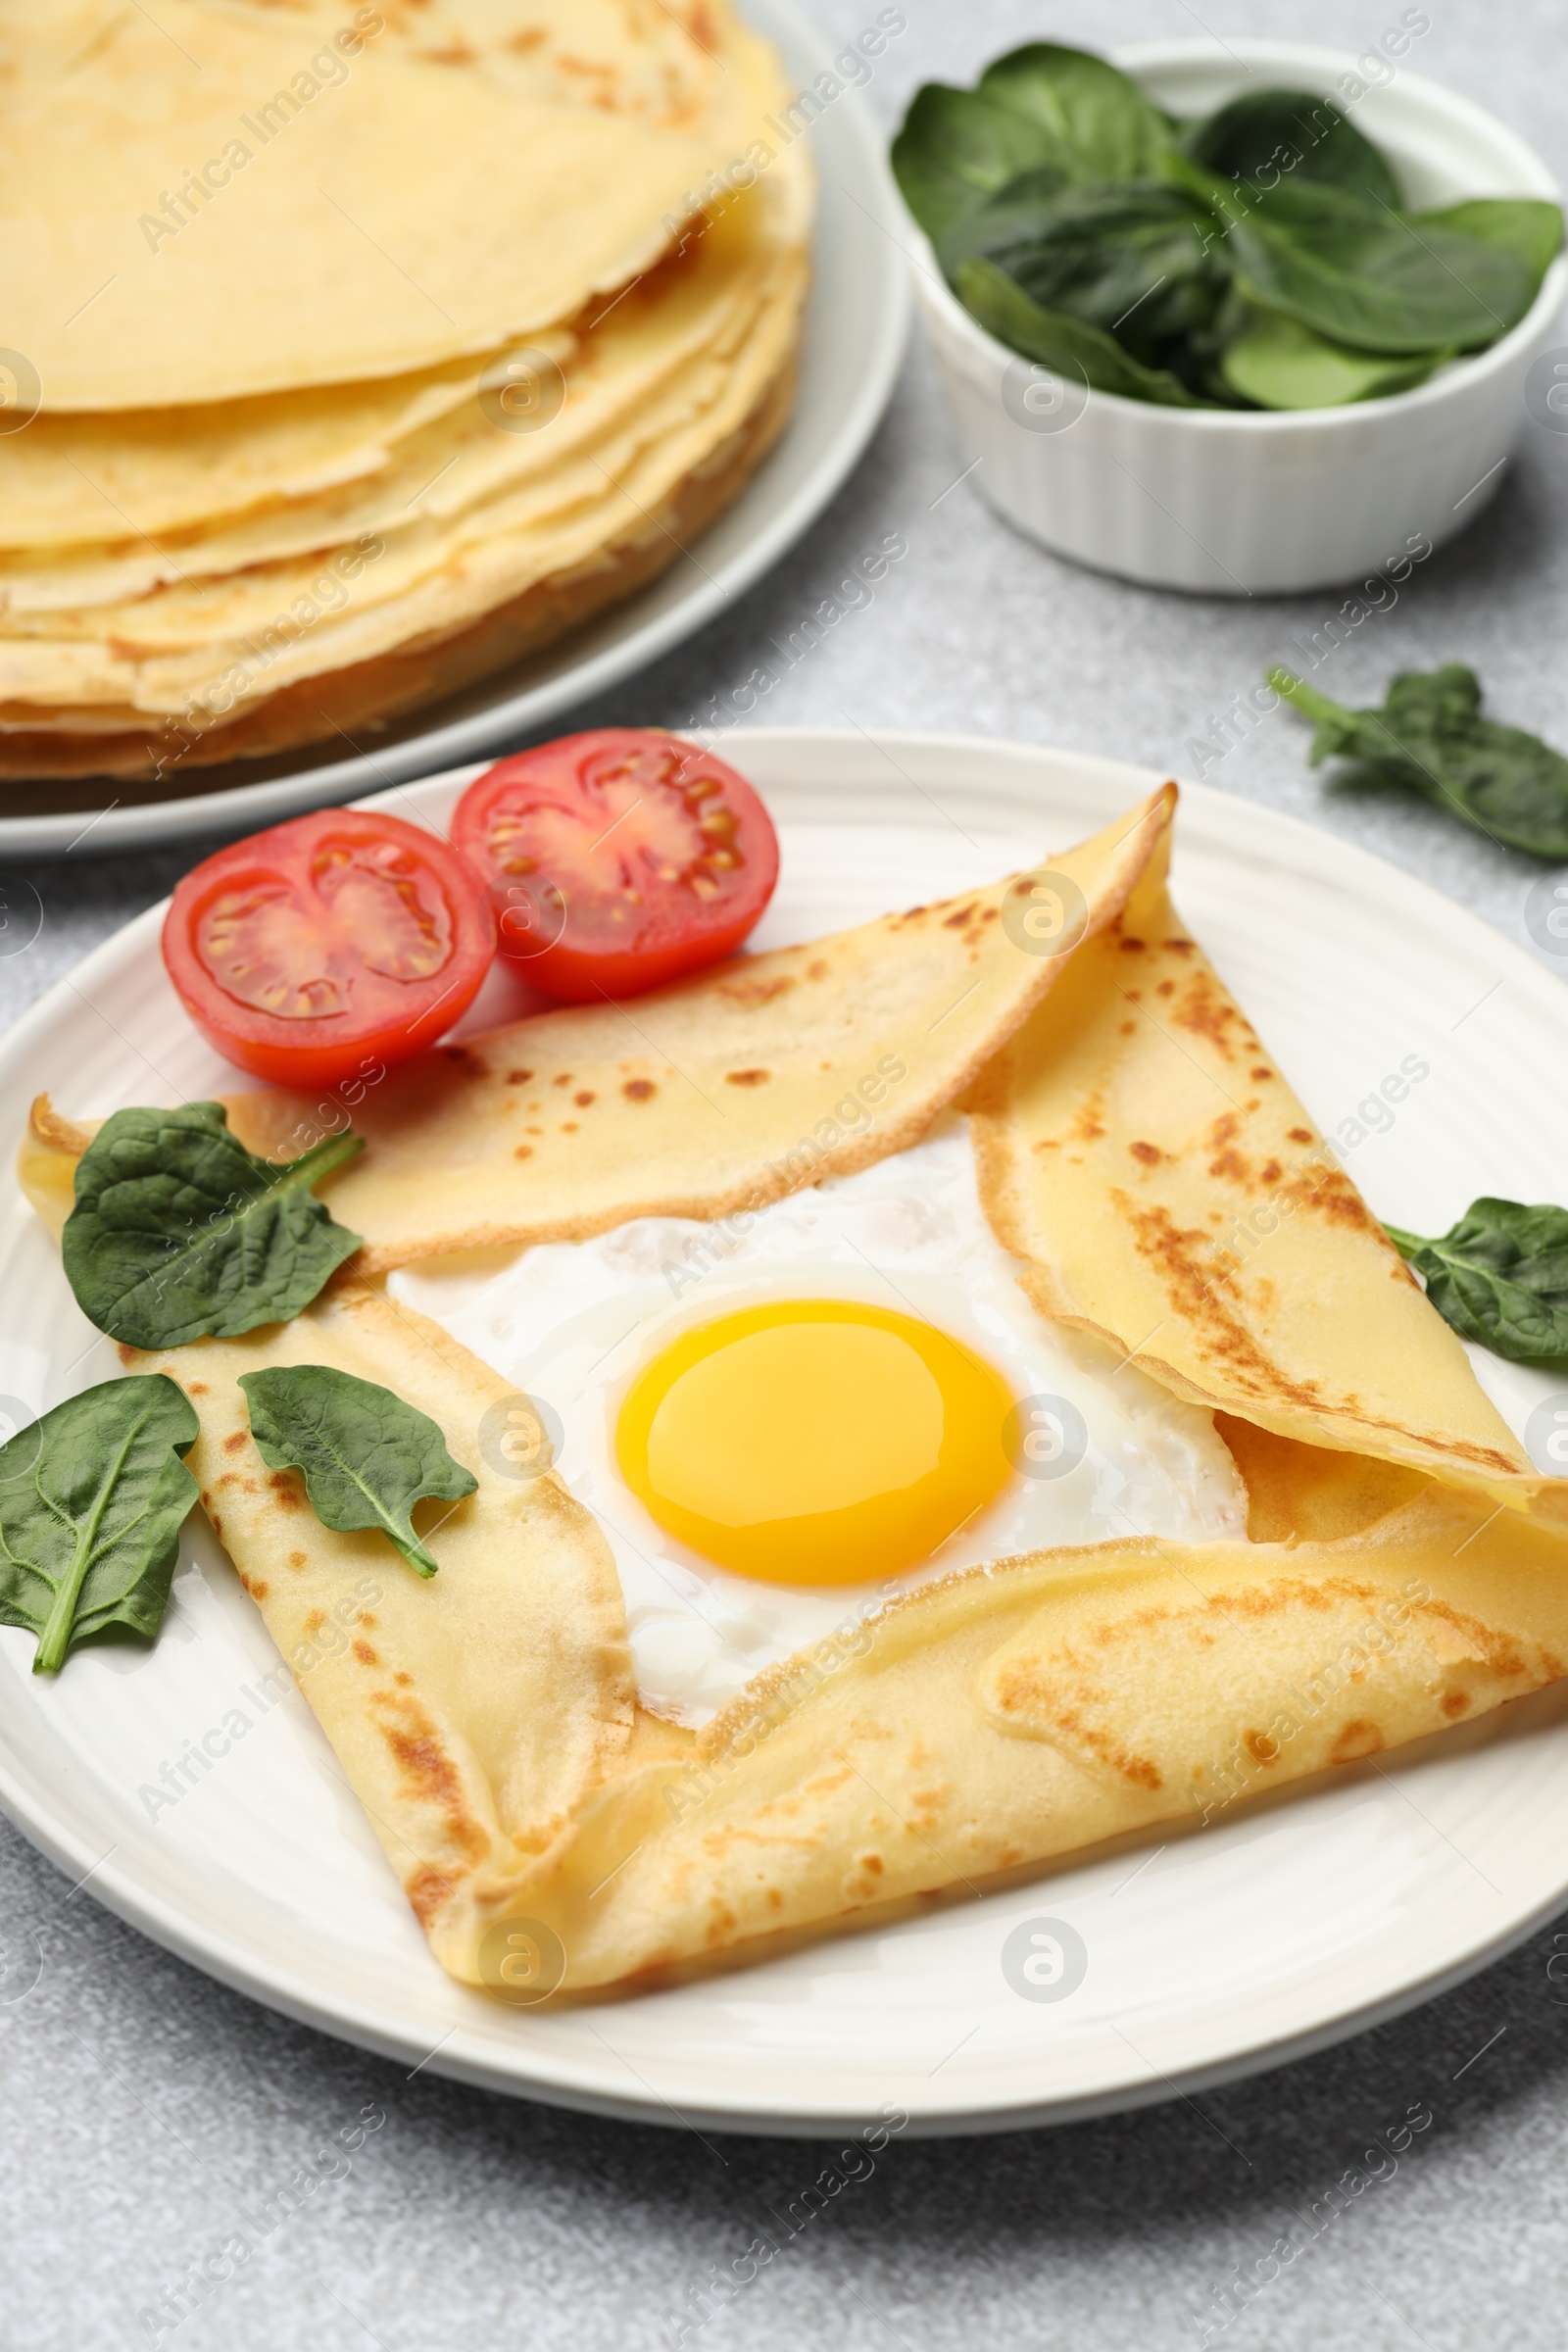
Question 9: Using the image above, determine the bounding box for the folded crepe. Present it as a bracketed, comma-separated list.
[968, 816, 1559, 1517]
[23, 787, 1177, 1267]
[28, 785, 1568, 1995]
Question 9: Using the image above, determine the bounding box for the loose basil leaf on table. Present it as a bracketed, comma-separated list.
[1270, 663, 1568, 859]
[0, 1375, 199, 1674]
[1383, 1200, 1568, 1365]
[62, 1102, 364, 1350]
[239, 1366, 477, 1579]
[956, 257, 1211, 407]
[1183, 87, 1400, 208]
[941, 179, 1229, 368]
[1220, 311, 1446, 408]
[1224, 179, 1538, 354]
[976, 43, 1174, 184]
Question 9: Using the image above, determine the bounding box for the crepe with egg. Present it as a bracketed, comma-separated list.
[24, 785, 1568, 1995]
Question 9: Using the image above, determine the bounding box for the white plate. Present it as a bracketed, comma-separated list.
[3, 728, 1567, 2139]
[0, 0, 910, 860]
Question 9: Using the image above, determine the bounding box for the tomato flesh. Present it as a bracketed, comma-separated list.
[163, 809, 495, 1087]
[451, 728, 779, 1002]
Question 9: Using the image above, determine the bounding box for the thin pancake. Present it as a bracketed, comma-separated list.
[3, 0, 776, 408]
[0, 234, 809, 726]
[0, 356, 497, 553]
[0, 166, 794, 612]
[21, 789, 1179, 1268]
[123, 1280, 636, 1891]
[210, 1471, 1568, 1992]
[967, 808, 1549, 1509]
[0, 356, 797, 781]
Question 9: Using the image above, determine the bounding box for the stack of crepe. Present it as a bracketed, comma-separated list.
[0, 0, 809, 782]
[24, 786, 1568, 1998]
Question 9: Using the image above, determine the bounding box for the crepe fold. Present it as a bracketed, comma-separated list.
[452, 1486, 1568, 1991]
[124, 1283, 638, 1902]
[24, 786, 1179, 1270]
[967, 817, 1562, 1517]
[28, 783, 1568, 1997]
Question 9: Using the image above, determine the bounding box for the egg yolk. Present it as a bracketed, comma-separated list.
[614, 1298, 1016, 1587]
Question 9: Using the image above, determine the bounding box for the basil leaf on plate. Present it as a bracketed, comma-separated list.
[1220, 311, 1445, 408]
[1228, 180, 1537, 353]
[977, 43, 1174, 184]
[891, 83, 1064, 243]
[1383, 1200, 1568, 1364]
[1414, 196, 1564, 288]
[239, 1365, 476, 1579]
[1184, 86, 1400, 207]
[1269, 662, 1568, 858]
[0, 1375, 198, 1673]
[956, 257, 1213, 406]
[63, 1102, 364, 1350]
[942, 180, 1229, 366]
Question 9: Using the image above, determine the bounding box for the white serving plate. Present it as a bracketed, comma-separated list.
[912, 40, 1568, 595]
[2, 728, 1567, 2138]
[0, 0, 910, 858]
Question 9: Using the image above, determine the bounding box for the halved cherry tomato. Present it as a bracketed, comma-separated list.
[451, 728, 779, 1003]
[162, 808, 496, 1087]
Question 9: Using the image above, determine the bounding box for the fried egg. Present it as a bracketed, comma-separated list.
[392, 1112, 1248, 1726]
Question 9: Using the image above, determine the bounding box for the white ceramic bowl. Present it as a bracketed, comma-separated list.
[911, 39, 1568, 596]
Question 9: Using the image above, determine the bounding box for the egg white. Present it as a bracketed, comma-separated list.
[391, 1112, 1248, 1726]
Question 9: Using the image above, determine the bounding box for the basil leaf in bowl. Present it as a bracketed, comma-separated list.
[941, 180, 1229, 368]
[1220, 312, 1446, 408]
[1183, 86, 1400, 206]
[977, 42, 1175, 182]
[1227, 179, 1538, 354]
[1417, 196, 1565, 281]
[893, 42, 1174, 247]
[955, 257, 1212, 406]
[891, 83, 1064, 244]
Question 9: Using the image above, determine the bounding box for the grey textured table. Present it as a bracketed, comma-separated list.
[6, 5, 1568, 2346]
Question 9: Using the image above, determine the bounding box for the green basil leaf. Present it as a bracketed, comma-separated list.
[239, 1365, 476, 1579]
[0, 1375, 198, 1673]
[1184, 87, 1400, 207]
[1383, 1200, 1568, 1364]
[1228, 180, 1536, 353]
[941, 179, 1229, 366]
[1270, 662, 1568, 859]
[1414, 197, 1564, 290]
[1221, 310, 1445, 408]
[63, 1102, 365, 1350]
[891, 83, 1063, 243]
[977, 43, 1173, 183]
[955, 256, 1213, 406]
